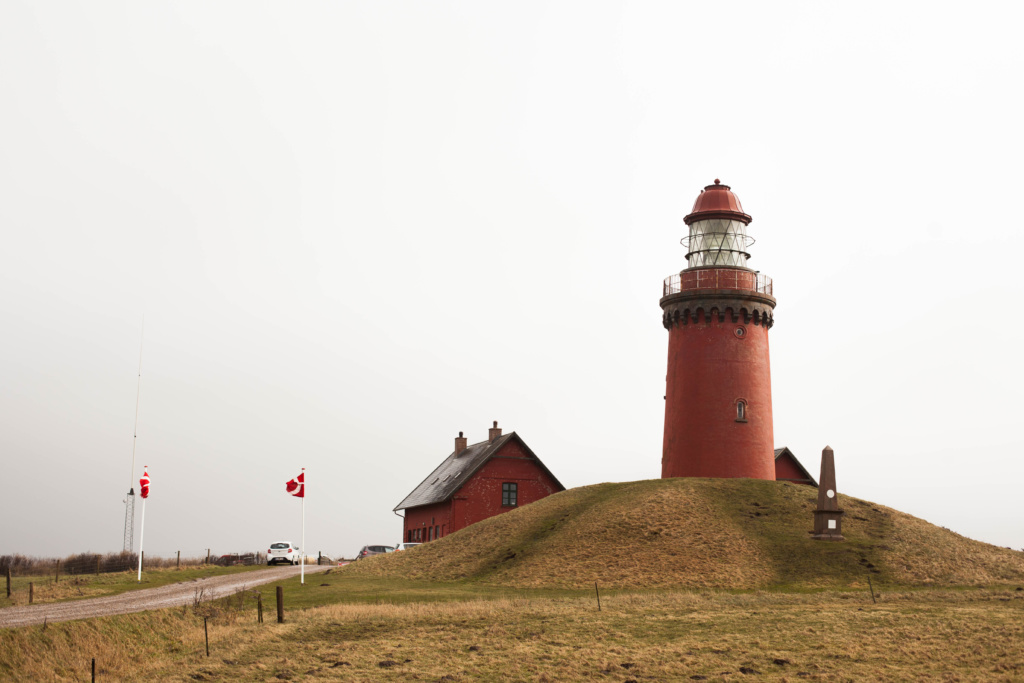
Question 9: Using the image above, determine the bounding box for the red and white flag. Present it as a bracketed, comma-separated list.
[285, 471, 304, 498]
[139, 469, 151, 499]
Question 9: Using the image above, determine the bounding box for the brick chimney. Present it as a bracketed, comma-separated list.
[488, 420, 502, 442]
[454, 431, 468, 455]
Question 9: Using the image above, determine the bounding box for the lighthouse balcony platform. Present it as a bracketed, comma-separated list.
[663, 269, 773, 298]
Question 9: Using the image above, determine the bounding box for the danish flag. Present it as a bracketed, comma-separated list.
[139, 469, 150, 499]
[285, 471, 304, 498]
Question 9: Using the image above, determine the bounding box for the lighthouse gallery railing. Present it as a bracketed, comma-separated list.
[663, 271, 773, 297]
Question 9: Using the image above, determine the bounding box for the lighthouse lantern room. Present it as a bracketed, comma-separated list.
[661, 180, 778, 480]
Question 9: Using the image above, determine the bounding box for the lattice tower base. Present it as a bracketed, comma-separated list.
[123, 489, 135, 553]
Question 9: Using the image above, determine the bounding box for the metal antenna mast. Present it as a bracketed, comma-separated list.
[123, 318, 144, 553]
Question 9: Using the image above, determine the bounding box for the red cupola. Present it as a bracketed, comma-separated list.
[683, 179, 752, 225]
[660, 180, 778, 481]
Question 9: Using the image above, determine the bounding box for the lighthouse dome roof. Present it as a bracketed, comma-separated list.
[684, 179, 752, 225]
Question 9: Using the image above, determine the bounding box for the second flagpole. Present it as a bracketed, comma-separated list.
[301, 467, 305, 585]
[136, 467, 150, 582]
[137, 497, 146, 582]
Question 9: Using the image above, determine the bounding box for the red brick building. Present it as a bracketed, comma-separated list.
[394, 422, 564, 543]
[774, 447, 817, 486]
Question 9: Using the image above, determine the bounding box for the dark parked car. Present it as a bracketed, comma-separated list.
[216, 553, 256, 566]
[356, 545, 394, 559]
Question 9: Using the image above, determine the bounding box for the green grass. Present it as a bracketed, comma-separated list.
[1, 565, 268, 608]
[4, 583, 1023, 681]
[230, 566, 1009, 618]
[240, 571, 605, 612]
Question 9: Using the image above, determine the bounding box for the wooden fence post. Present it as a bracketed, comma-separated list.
[141, 551, 145, 572]
[276, 586, 284, 623]
[257, 593, 263, 623]
[206, 549, 211, 565]
[29, 582, 34, 604]
[177, 551, 180, 569]
[91, 658, 96, 682]
[204, 616, 210, 656]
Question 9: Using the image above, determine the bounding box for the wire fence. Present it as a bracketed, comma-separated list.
[0, 550, 349, 578]
[0, 551, 271, 577]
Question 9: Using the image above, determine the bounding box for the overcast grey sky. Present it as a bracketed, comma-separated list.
[2, 2, 1022, 559]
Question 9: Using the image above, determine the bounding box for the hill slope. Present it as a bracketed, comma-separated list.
[350, 478, 1024, 589]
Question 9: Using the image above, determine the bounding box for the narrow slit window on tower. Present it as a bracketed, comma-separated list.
[736, 401, 747, 422]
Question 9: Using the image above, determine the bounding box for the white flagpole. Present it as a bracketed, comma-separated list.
[136, 496, 146, 582]
[300, 468, 306, 585]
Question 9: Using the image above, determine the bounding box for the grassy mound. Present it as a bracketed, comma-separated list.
[349, 478, 1024, 589]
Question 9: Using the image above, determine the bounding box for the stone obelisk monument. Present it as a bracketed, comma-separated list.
[812, 446, 844, 541]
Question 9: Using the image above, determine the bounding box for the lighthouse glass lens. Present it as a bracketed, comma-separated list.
[687, 219, 750, 268]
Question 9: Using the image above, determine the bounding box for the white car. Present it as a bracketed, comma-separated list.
[267, 541, 301, 565]
[394, 543, 421, 551]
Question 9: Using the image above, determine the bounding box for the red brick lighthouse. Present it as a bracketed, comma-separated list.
[661, 180, 777, 479]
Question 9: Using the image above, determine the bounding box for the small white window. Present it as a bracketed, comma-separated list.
[736, 401, 747, 421]
[828, 519, 837, 530]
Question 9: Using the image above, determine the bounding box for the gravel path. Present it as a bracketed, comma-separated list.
[0, 564, 332, 629]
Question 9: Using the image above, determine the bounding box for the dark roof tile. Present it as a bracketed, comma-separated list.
[393, 433, 513, 511]
[394, 432, 564, 511]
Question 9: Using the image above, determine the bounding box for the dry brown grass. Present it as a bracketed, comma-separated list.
[6, 479, 1023, 680]
[348, 478, 1024, 589]
[0, 589, 260, 681]
[875, 502, 1024, 585]
[4, 587, 1023, 681]
[2, 575, 112, 607]
[350, 480, 775, 589]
